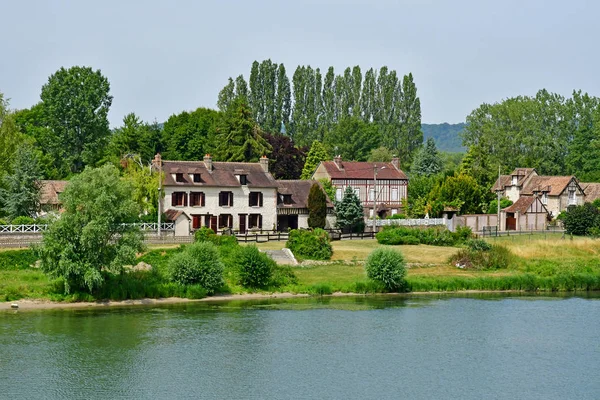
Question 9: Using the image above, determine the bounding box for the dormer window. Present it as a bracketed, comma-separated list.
[193, 173, 201, 183]
[282, 194, 293, 205]
[176, 173, 185, 183]
[238, 174, 248, 185]
[542, 192, 548, 205]
[511, 176, 518, 185]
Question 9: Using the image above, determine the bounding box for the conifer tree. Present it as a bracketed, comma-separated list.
[335, 186, 365, 232]
[0, 143, 43, 219]
[308, 183, 327, 229]
[235, 75, 249, 99]
[217, 78, 235, 111]
[411, 138, 442, 176]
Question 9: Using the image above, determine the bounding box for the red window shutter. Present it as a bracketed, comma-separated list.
[201, 193, 205, 207]
[171, 193, 176, 207]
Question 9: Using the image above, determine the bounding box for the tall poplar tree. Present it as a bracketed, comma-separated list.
[235, 75, 249, 99]
[361, 68, 377, 122]
[398, 73, 423, 163]
[276, 64, 291, 133]
[351, 66, 362, 118]
[322, 67, 336, 130]
[249, 61, 263, 123]
[217, 78, 235, 111]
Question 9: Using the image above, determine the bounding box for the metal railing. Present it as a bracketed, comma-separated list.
[0, 222, 174, 234]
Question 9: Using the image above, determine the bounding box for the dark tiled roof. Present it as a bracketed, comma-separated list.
[161, 160, 278, 188]
[319, 161, 407, 180]
[510, 167, 536, 177]
[164, 209, 190, 221]
[582, 183, 600, 202]
[40, 180, 68, 205]
[276, 180, 334, 209]
[491, 175, 511, 192]
[521, 176, 575, 196]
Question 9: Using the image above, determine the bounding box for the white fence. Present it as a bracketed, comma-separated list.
[375, 218, 445, 227]
[0, 223, 175, 234]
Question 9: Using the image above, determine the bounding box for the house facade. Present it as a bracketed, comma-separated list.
[492, 168, 586, 217]
[312, 156, 408, 218]
[39, 180, 68, 213]
[158, 155, 335, 236]
[160, 155, 279, 235]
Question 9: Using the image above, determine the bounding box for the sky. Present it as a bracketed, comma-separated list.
[1, 0, 598, 127]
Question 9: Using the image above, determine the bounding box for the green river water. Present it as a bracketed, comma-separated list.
[0, 293, 598, 399]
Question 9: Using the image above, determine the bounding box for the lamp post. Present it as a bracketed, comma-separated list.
[372, 165, 386, 233]
[496, 165, 501, 236]
[155, 154, 162, 238]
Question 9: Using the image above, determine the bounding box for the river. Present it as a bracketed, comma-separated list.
[1, 294, 598, 399]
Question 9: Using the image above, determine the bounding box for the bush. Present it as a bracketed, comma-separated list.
[453, 226, 473, 242]
[376, 225, 460, 247]
[563, 203, 600, 236]
[194, 227, 218, 243]
[0, 218, 8, 225]
[365, 248, 407, 291]
[0, 249, 38, 270]
[450, 244, 513, 270]
[235, 246, 275, 288]
[465, 239, 492, 252]
[387, 213, 407, 219]
[286, 228, 333, 260]
[168, 242, 224, 293]
[11, 216, 35, 225]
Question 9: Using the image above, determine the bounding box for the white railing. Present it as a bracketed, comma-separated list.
[0, 222, 174, 234]
[376, 218, 445, 227]
[0, 224, 48, 233]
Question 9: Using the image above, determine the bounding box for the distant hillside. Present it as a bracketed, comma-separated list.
[422, 123, 466, 153]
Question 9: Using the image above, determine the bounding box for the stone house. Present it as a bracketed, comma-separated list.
[492, 168, 586, 217]
[39, 180, 68, 213]
[312, 156, 408, 218]
[159, 154, 335, 236]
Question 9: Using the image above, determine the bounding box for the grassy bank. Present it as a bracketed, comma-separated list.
[2, 235, 600, 302]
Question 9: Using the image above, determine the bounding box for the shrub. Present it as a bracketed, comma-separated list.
[0, 218, 8, 225]
[453, 226, 473, 242]
[168, 242, 224, 293]
[235, 246, 275, 288]
[563, 203, 600, 236]
[0, 249, 38, 270]
[465, 239, 492, 252]
[387, 213, 407, 219]
[450, 244, 513, 270]
[286, 228, 333, 260]
[376, 225, 459, 247]
[365, 248, 407, 291]
[11, 216, 35, 225]
[194, 227, 218, 243]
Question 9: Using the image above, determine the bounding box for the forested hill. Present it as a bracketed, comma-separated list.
[422, 123, 465, 153]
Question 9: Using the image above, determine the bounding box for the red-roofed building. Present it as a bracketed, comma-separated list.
[312, 156, 408, 219]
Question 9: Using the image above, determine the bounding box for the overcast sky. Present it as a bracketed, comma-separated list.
[1, 0, 597, 127]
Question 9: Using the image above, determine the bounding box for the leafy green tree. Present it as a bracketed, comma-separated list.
[486, 198, 513, 214]
[260, 59, 278, 132]
[40, 66, 113, 175]
[0, 144, 43, 219]
[430, 173, 489, 215]
[318, 178, 336, 202]
[322, 67, 336, 130]
[121, 157, 160, 217]
[368, 146, 394, 162]
[235, 245, 274, 288]
[411, 138, 442, 176]
[162, 108, 219, 161]
[0, 92, 26, 183]
[276, 64, 291, 133]
[335, 186, 365, 232]
[397, 73, 423, 164]
[264, 133, 306, 179]
[325, 117, 379, 161]
[301, 140, 330, 179]
[214, 97, 271, 162]
[361, 68, 377, 122]
[234, 75, 249, 99]
[563, 203, 600, 236]
[249, 61, 263, 124]
[108, 113, 144, 158]
[37, 164, 143, 293]
[169, 241, 224, 292]
[375, 66, 399, 149]
[308, 183, 327, 228]
[217, 77, 235, 111]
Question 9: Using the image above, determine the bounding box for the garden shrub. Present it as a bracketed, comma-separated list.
[563, 203, 600, 236]
[11, 216, 35, 225]
[168, 242, 224, 293]
[387, 213, 407, 219]
[270, 264, 298, 287]
[450, 244, 513, 270]
[465, 239, 492, 252]
[0, 249, 38, 270]
[376, 225, 463, 247]
[453, 226, 473, 242]
[194, 227, 217, 243]
[0, 218, 8, 225]
[286, 228, 333, 260]
[235, 245, 275, 288]
[365, 248, 407, 292]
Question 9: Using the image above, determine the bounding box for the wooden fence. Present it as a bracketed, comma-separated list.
[375, 218, 445, 227]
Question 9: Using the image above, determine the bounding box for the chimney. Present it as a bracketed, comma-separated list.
[259, 155, 269, 173]
[334, 155, 343, 170]
[391, 156, 399, 170]
[203, 154, 213, 171]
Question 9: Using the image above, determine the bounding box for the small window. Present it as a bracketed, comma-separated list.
[249, 192, 263, 207]
[171, 192, 187, 207]
[369, 188, 375, 202]
[218, 214, 233, 229]
[391, 188, 399, 201]
[193, 173, 201, 183]
[354, 188, 360, 198]
[237, 174, 247, 185]
[542, 193, 548, 205]
[512, 176, 518, 185]
[190, 192, 205, 207]
[249, 214, 263, 229]
[176, 173, 185, 183]
[336, 188, 343, 202]
[283, 194, 293, 205]
[219, 191, 233, 207]
[369, 209, 374, 217]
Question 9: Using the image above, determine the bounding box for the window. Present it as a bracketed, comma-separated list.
[238, 175, 248, 185]
[249, 192, 263, 207]
[249, 214, 262, 229]
[568, 190, 576, 205]
[175, 173, 185, 183]
[391, 188, 399, 201]
[541, 193, 548, 205]
[283, 194, 293, 205]
[369, 209, 374, 217]
[191, 215, 202, 230]
[512, 176, 518, 185]
[219, 191, 233, 207]
[193, 173, 202, 183]
[354, 188, 360, 198]
[190, 192, 205, 207]
[336, 188, 343, 202]
[171, 192, 187, 207]
[218, 214, 232, 229]
[369, 188, 375, 202]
